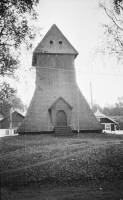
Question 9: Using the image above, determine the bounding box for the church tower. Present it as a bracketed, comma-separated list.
[18, 24, 102, 134]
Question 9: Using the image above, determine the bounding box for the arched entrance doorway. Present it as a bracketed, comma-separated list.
[56, 110, 67, 126]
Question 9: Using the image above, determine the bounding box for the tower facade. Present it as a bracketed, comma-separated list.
[18, 24, 102, 133]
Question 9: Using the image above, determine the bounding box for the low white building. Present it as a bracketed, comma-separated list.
[94, 109, 118, 133]
[0, 129, 15, 137]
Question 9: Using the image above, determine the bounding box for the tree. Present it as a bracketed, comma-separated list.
[0, 82, 24, 117]
[99, 0, 123, 62]
[91, 101, 102, 113]
[92, 96, 123, 116]
[0, 0, 39, 77]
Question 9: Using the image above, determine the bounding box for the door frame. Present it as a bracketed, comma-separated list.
[56, 110, 67, 126]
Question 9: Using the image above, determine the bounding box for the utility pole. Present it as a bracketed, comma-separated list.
[10, 107, 12, 132]
[9, 103, 13, 135]
[0, 100, 3, 122]
[77, 86, 80, 132]
[90, 82, 93, 109]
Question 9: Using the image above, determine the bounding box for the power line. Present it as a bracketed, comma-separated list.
[16, 64, 123, 77]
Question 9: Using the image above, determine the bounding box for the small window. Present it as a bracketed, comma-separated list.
[59, 41, 62, 44]
[105, 124, 111, 131]
[6, 130, 9, 135]
[50, 40, 53, 44]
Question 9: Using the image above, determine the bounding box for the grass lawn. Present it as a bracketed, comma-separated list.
[1, 133, 123, 200]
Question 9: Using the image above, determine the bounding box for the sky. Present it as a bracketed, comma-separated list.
[12, 0, 123, 107]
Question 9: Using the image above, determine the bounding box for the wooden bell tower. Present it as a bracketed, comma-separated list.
[18, 24, 102, 134]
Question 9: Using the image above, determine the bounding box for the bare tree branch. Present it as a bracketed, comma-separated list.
[99, 1, 123, 63]
[100, 3, 123, 31]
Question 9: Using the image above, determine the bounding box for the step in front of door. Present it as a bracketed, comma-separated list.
[54, 126, 73, 136]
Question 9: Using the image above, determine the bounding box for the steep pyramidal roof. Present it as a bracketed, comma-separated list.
[33, 24, 78, 56]
[94, 109, 106, 118]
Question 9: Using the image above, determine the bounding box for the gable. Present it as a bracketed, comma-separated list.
[49, 97, 72, 110]
[0, 111, 24, 122]
[12, 112, 25, 121]
[33, 24, 78, 56]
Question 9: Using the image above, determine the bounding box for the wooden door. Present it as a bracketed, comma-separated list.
[56, 110, 67, 126]
[111, 124, 115, 131]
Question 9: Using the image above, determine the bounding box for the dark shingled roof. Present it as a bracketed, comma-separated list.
[0, 111, 24, 122]
[94, 109, 118, 125]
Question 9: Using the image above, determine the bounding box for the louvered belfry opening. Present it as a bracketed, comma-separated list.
[17, 24, 102, 134]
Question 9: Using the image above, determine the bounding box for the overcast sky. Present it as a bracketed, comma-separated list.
[13, 0, 123, 107]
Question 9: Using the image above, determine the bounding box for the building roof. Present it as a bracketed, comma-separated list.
[0, 111, 24, 122]
[94, 109, 118, 125]
[94, 109, 106, 118]
[108, 116, 123, 120]
[32, 24, 78, 65]
[49, 96, 73, 110]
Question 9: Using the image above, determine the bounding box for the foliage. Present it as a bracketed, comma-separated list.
[0, 82, 24, 117]
[103, 103, 123, 116]
[99, 0, 123, 62]
[0, 0, 39, 77]
[92, 96, 123, 116]
[91, 101, 102, 113]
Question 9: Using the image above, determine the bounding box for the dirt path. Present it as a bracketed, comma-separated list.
[1, 147, 88, 173]
[2, 141, 120, 174]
